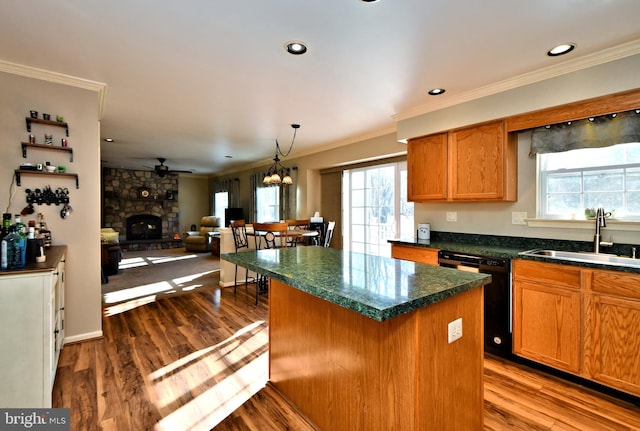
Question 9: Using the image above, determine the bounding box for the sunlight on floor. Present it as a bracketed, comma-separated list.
[103, 268, 220, 315]
[119, 253, 199, 269]
[151, 321, 269, 431]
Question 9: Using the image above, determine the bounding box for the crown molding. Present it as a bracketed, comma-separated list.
[0, 59, 107, 119]
[393, 39, 640, 122]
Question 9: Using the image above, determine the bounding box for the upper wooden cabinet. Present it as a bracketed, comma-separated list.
[408, 120, 517, 202]
[407, 133, 448, 201]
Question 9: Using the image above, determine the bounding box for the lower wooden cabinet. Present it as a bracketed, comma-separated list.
[513, 259, 640, 397]
[583, 270, 640, 396]
[513, 260, 581, 373]
[391, 244, 439, 266]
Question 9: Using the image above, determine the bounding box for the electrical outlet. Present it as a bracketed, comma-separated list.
[448, 318, 463, 343]
[511, 211, 528, 225]
[446, 211, 457, 222]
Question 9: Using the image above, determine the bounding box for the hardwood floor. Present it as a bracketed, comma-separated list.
[53, 281, 640, 430]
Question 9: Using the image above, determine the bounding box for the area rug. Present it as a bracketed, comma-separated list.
[102, 248, 221, 305]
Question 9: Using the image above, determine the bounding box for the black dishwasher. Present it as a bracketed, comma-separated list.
[438, 250, 512, 357]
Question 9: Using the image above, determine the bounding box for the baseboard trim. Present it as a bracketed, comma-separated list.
[63, 330, 104, 345]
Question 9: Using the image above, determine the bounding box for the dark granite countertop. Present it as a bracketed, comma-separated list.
[222, 246, 490, 322]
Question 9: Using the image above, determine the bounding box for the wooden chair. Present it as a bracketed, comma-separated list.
[229, 219, 255, 296]
[285, 219, 310, 246]
[251, 222, 290, 304]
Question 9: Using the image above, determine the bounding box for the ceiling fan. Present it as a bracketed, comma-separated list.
[145, 158, 193, 177]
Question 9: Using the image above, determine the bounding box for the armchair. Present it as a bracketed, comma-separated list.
[183, 216, 220, 252]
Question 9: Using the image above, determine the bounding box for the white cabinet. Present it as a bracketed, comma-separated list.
[0, 246, 66, 407]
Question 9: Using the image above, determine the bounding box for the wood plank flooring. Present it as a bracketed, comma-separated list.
[53, 281, 640, 430]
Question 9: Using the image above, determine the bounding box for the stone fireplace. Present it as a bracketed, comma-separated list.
[102, 167, 181, 250]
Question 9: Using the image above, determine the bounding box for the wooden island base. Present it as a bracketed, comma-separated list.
[269, 279, 484, 431]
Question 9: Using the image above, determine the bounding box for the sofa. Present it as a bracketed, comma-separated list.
[183, 216, 220, 252]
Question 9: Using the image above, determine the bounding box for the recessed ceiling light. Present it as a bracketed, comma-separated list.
[547, 43, 576, 57]
[104, 138, 114, 142]
[428, 88, 446, 96]
[225, 155, 232, 158]
[360, 0, 380, 3]
[285, 41, 308, 55]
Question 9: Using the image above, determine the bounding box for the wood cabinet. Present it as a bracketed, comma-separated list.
[407, 120, 517, 202]
[513, 260, 581, 373]
[0, 247, 66, 407]
[407, 133, 448, 201]
[583, 269, 640, 396]
[513, 259, 640, 397]
[391, 244, 439, 265]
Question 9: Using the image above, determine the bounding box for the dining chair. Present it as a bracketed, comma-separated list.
[251, 222, 290, 304]
[253, 221, 291, 250]
[324, 221, 336, 247]
[229, 219, 254, 296]
[285, 219, 310, 246]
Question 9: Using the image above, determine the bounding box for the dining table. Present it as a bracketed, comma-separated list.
[248, 228, 319, 248]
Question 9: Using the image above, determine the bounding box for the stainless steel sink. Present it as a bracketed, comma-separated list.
[519, 249, 640, 268]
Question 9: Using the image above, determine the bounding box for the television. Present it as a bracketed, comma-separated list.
[224, 208, 244, 227]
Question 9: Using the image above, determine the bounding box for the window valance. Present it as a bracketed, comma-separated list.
[529, 109, 640, 158]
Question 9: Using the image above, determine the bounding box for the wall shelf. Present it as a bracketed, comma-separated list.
[25, 117, 69, 136]
[22, 142, 74, 162]
[15, 169, 79, 189]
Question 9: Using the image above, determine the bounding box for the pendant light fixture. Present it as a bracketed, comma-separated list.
[263, 124, 300, 186]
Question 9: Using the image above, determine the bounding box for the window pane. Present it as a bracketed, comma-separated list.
[352, 171, 365, 189]
[345, 162, 412, 256]
[548, 173, 581, 193]
[256, 187, 279, 222]
[584, 170, 623, 192]
[214, 192, 228, 226]
[539, 141, 640, 220]
[547, 194, 581, 216]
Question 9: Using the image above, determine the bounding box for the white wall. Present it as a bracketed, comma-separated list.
[0, 71, 103, 342]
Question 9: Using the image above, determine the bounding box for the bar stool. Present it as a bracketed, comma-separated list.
[229, 219, 254, 296]
[252, 222, 290, 304]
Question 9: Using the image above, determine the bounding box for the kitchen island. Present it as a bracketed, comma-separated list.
[222, 246, 491, 430]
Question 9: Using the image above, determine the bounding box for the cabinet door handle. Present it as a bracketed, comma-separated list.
[53, 271, 59, 276]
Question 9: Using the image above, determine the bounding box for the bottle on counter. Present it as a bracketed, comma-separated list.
[1, 225, 26, 270]
[1, 213, 11, 239]
[40, 221, 52, 249]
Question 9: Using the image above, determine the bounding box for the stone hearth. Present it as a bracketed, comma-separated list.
[102, 168, 181, 250]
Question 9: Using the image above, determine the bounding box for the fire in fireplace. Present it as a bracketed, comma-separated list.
[126, 214, 162, 240]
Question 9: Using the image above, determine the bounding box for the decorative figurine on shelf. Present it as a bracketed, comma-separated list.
[29, 110, 38, 119]
[61, 138, 67, 147]
[42, 113, 51, 121]
[56, 115, 64, 122]
[29, 134, 36, 144]
[44, 134, 53, 145]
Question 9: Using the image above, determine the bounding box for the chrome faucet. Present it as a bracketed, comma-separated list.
[593, 207, 610, 253]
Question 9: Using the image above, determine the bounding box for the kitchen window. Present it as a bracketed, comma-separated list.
[343, 161, 414, 256]
[538, 141, 640, 220]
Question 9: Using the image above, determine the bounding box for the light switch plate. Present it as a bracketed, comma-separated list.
[446, 212, 457, 222]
